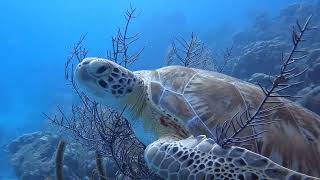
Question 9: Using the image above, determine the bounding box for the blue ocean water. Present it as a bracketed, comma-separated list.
[0, 0, 310, 179]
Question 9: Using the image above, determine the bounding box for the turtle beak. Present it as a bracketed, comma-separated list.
[74, 58, 95, 85]
[74, 58, 108, 100]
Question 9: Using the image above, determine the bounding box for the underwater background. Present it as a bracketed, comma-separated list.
[0, 0, 319, 179]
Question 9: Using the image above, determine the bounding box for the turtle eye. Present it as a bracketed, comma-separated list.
[96, 65, 108, 74]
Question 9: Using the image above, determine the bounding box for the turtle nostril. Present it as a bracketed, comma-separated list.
[96, 66, 108, 74]
[82, 61, 90, 65]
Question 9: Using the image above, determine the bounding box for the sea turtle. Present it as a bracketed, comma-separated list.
[74, 57, 320, 179]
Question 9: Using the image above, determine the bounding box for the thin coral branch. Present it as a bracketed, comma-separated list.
[96, 150, 107, 180]
[165, 32, 215, 70]
[45, 6, 158, 179]
[55, 140, 67, 180]
[65, 33, 88, 81]
[217, 43, 234, 73]
[106, 5, 144, 68]
[164, 32, 236, 72]
[216, 14, 316, 147]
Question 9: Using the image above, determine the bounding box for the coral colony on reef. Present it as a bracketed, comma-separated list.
[2, 1, 320, 180]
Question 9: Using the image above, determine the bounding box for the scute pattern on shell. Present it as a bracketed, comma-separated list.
[158, 66, 197, 94]
[148, 66, 216, 139]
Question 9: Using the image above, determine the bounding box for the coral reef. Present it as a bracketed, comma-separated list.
[8, 2, 319, 179]
[297, 85, 320, 115]
[7, 132, 117, 180]
[232, 2, 320, 80]
[248, 73, 274, 88]
[95, 151, 107, 180]
[55, 140, 67, 180]
[230, 1, 320, 115]
[164, 32, 215, 70]
[307, 62, 320, 84]
[48, 5, 159, 180]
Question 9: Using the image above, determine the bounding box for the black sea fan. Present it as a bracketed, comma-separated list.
[215, 15, 317, 147]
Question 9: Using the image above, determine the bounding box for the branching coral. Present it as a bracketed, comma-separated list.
[45, 6, 158, 180]
[165, 32, 234, 73]
[217, 44, 234, 73]
[165, 32, 215, 70]
[214, 15, 317, 147]
[107, 5, 144, 68]
[46, 4, 317, 179]
[95, 150, 107, 180]
[55, 140, 67, 180]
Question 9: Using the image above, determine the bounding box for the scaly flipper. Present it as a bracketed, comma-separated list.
[144, 136, 319, 180]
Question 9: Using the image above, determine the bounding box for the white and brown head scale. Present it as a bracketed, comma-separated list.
[75, 57, 138, 100]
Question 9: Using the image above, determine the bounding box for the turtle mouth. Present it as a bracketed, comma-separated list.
[75, 59, 95, 84]
[74, 58, 109, 97]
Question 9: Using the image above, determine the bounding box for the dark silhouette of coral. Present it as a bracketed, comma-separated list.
[95, 150, 107, 180]
[215, 14, 317, 147]
[55, 140, 67, 180]
[46, 6, 159, 180]
[106, 5, 144, 67]
[298, 86, 320, 115]
[164, 32, 235, 73]
[232, 2, 320, 80]
[165, 32, 215, 70]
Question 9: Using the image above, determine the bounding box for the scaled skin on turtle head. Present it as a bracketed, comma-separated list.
[75, 58, 137, 107]
[74, 57, 162, 144]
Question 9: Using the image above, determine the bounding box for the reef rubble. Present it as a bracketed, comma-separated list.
[7, 132, 117, 180]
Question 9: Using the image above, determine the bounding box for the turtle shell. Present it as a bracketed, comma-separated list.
[147, 65, 320, 177]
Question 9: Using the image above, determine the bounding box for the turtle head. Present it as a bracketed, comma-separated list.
[74, 57, 138, 106]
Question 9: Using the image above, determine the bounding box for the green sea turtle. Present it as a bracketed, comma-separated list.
[75, 57, 320, 179]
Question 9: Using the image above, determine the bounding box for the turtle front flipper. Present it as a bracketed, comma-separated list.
[144, 136, 320, 180]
